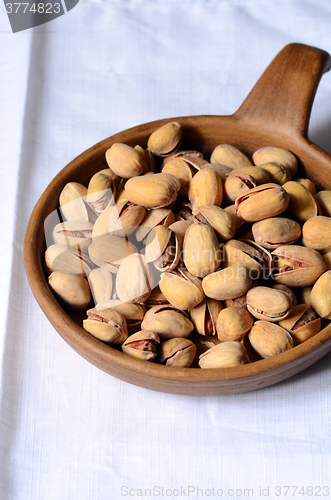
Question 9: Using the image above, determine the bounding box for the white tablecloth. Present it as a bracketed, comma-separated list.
[1, 1, 331, 499]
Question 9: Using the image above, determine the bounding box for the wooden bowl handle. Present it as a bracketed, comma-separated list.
[234, 43, 331, 138]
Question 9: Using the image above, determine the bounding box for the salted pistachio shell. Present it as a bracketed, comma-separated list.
[223, 173, 256, 204]
[314, 191, 331, 217]
[272, 245, 327, 287]
[96, 300, 145, 333]
[283, 181, 318, 223]
[258, 162, 291, 185]
[246, 286, 292, 321]
[88, 266, 114, 305]
[145, 225, 181, 272]
[189, 298, 223, 336]
[296, 286, 313, 306]
[229, 166, 272, 185]
[157, 338, 196, 367]
[188, 167, 223, 214]
[216, 307, 253, 342]
[162, 150, 204, 167]
[147, 122, 183, 157]
[135, 208, 175, 242]
[194, 205, 236, 241]
[86, 172, 115, 213]
[134, 145, 153, 174]
[88, 234, 138, 272]
[252, 217, 301, 250]
[105, 143, 145, 179]
[182, 222, 221, 278]
[52, 221, 93, 253]
[248, 321, 293, 358]
[224, 204, 247, 234]
[45, 244, 93, 277]
[125, 173, 180, 209]
[210, 144, 252, 170]
[201, 163, 231, 181]
[296, 178, 316, 195]
[252, 147, 298, 176]
[92, 206, 113, 240]
[116, 254, 153, 303]
[48, 271, 91, 311]
[141, 305, 194, 340]
[83, 307, 128, 345]
[302, 216, 331, 253]
[202, 263, 252, 301]
[278, 304, 321, 345]
[272, 284, 297, 307]
[162, 158, 194, 195]
[122, 330, 160, 361]
[59, 182, 89, 222]
[310, 270, 331, 319]
[107, 201, 146, 238]
[159, 268, 205, 310]
[235, 183, 290, 222]
[224, 294, 247, 309]
[169, 219, 192, 241]
[199, 341, 249, 369]
[223, 239, 273, 279]
[145, 286, 169, 307]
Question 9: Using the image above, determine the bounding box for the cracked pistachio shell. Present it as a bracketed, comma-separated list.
[216, 307, 253, 342]
[248, 321, 293, 358]
[252, 217, 301, 250]
[115, 178, 130, 206]
[88, 234, 138, 272]
[223, 173, 256, 204]
[52, 221, 93, 253]
[194, 205, 236, 241]
[105, 143, 145, 179]
[246, 286, 293, 321]
[125, 173, 181, 209]
[107, 201, 146, 238]
[116, 254, 153, 303]
[48, 271, 91, 311]
[235, 183, 290, 222]
[272, 284, 297, 307]
[157, 338, 196, 367]
[145, 286, 169, 307]
[296, 178, 316, 195]
[86, 172, 116, 213]
[145, 225, 181, 272]
[272, 245, 327, 287]
[141, 305, 194, 340]
[252, 147, 298, 176]
[283, 181, 318, 223]
[223, 239, 273, 279]
[199, 341, 249, 369]
[134, 145, 154, 174]
[183, 222, 222, 278]
[224, 204, 247, 234]
[45, 244, 93, 277]
[88, 266, 114, 305]
[162, 150, 206, 169]
[188, 168, 223, 214]
[96, 300, 145, 333]
[314, 191, 331, 217]
[202, 263, 252, 301]
[135, 208, 175, 242]
[122, 330, 160, 361]
[224, 293, 247, 309]
[169, 219, 192, 242]
[98, 167, 119, 185]
[257, 162, 291, 185]
[296, 286, 313, 306]
[189, 297, 223, 336]
[210, 144, 252, 170]
[229, 166, 272, 185]
[302, 216, 331, 253]
[279, 304, 321, 345]
[59, 182, 89, 222]
[159, 268, 205, 310]
[147, 122, 183, 157]
[162, 158, 195, 195]
[83, 307, 128, 345]
[202, 162, 232, 180]
[310, 270, 331, 319]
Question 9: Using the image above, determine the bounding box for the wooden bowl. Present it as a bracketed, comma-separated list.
[24, 43, 331, 395]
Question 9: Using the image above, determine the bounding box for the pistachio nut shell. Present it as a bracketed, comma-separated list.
[310, 270, 331, 319]
[296, 286, 313, 306]
[105, 143, 145, 179]
[159, 268, 205, 310]
[169, 219, 192, 241]
[271, 284, 297, 307]
[122, 330, 160, 361]
[135, 208, 176, 242]
[96, 300, 145, 333]
[88, 234, 138, 271]
[86, 172, 115, 213]
[252, 147, 298, 176]
[107, 201, 146, 238]
[199, 341, 249, 369]
[189, 297, 223, 336]
[141, 305, 194, 340]
[314, 190, 331, 217]
[162, 149, 204, 167]
[194, 205, 236, 241]
[203, 163, 232, 180]
[52, 221, 93, 253]
[83, 307, 128, 345]
[88, 266, 114, 305]
[248, 321, 293, 358]
[252, 217, 301, 250]
[145, 285, 169, 307]
[216, 307, 253, 342]
[125, 173, 181, 209]
[223, 173, 256, 204]
[145, 225, 180, 272]
[323, 250, 331, 270]
[282, 181, 318, 223]
[202, 264, 252, 301]
[45, 244, 93, 277]
[246, 286, 292, 321]
[183, 222, 222, 278]
[224, 204, 247, 233]
[223, 239, 272, 279]
[296, 177, 316, 195]
[157, 338, 196, 367]
[210, 144, 252, 170]
[229, 166, 272, 185]
[235, 183, 290, 222]
[257, 162, 291, 185]
[147, 122, 183, 156]
[188, 168, 223, 214]
[59, 182, 89, 222]
[92, 206, 113, 240]
[162, 158, 194, 195]
[302, 216, 331, 253]
[48, 271, 91, 311]
[116, 254, 153, 303]
[278, 304, 321, 345]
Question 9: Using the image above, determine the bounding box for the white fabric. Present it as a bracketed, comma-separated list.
[1, 1, 331, 499]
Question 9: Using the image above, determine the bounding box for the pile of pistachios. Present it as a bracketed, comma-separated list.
[45, 121, 331, 369]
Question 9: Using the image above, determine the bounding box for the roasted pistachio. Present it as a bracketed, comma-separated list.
[159, 267, 205, 310]
[248, 321, 293, 358]
[272, 284, 297, 307]
[188, 167, 223, 214]
[235, 183, 290, 222]
[203, 162, 232, 180]
[83, 307, 128, 345]
[183, 222, 221, 278]
[216, 307, 253, 341]
[157, 338, 196, 367]
[223, 239, 273, 279]
[257, 162, 291, 185]
[141, 305, 193, 340]
[310, 270, 331, 319]
[246, 286, 293, 321]
[48, 271, 91, 311]
[116, 254, 153, 303]
[296, 286, 313, 306]
[107, 201, 146, 237]
[96, 300, 145, 333]
[210, 144, 252, 170]
[283, 181, 318, 223]
[88, 266, 114, 305]
[145, 225, 181, 272]
[199, 341, 249, 368]
[296, 178, 316, 195]
[229, 166, 272, 185]
[279, 304, 321, 345]
[189, 297, 223, 336]
[52, 221, 93, 253]
[314, 190, 331, 217]
[252, 147, 298, 176]
[168, 219, 192, 242]
[122, 330, 160, 361]
[86, 172, 116, 213]
[145, 286, 169, 307]
[302, 216, 331, 253]
[88, 234, 138, 272]
[135, 207, 175, 242]
[162, 157, 195, 195]
[45, 244, 93, 277]
[105, 143, 146, 178]
[59, 182, 89, 222]
[147, 122, 183, 157]
[202, 263, 252, 301]
[323, 251, 331, 270]
[252, 217, 301, 250]
[194, 205, 236, 241]
[125, 173, 181, 209]
[223, 173, 256, 204]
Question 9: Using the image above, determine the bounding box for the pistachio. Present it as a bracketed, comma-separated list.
[177, 203, 193, 221]
[202, 263, 252, 301]
[223, 239, 273, 279]
[105, 143, 145, 179]
[59, 182, 89, 222]
[147, 122, 183, 157]
[314, 191, 331, 217]
[202, 163, 232, 180]
[224, 204, 247, 234]
[188, 167, 223, 214]
[223, 173, 256, 204]
[115, 178, 130, 206]
[258, 162, 291, 185]
[224, 294, 247, 309]
[198, 341, 249, 368]
[246, 286, 293, 321]
[134, 145, 154, 174]
[88, 266, 114, 305]
[52, 221, 93, 253]
[296, 286, 313, 306]
[45, 244, 93, 277]
[216, 307, 253, 341]
[248, 321, 293, 358]
[271, 284, 297, 307]
[310, 270, 331, 319]
[86, 172, 116, 213]
[252, 146, 298, 176]
[194, 205, 236, 241]
[296, 178, 316, 195]
[229, 166, 272, 185]
[145, 225, 181, 272]
[125, 173, 181, 209]
[235, 183, 290, 222]
[279, 304, 321, 345]
[157, 338, 196, 367]
[283, 181, 318, 223]
[168, 219, 192, 242]
[162, 149, 205, 168]
[189, 297, 223, 336]
[135, 207, 175, 242]
[116, 254, 153, 303]
[48, 271, 91, 311]
[88, 234, 138, 272]
[323, 251, 331, 270]
[162, 157, 195, 195]
[83, 307, 128, 345]
[92, 206, 113, 240]
[122, 330, 160, 361]
[159, 267, 205, 310]
[252, 217, 301, 250]
[107, 201, 146, 238]
[210, 144, 252, 170]
[272, 245, 327, 287]
[141, 305, 193, 340]
[302, 216, 331, 253]
[182, 222, 221, 278]
[96, 301, 145, 333]
[145, 286, 169, 307]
